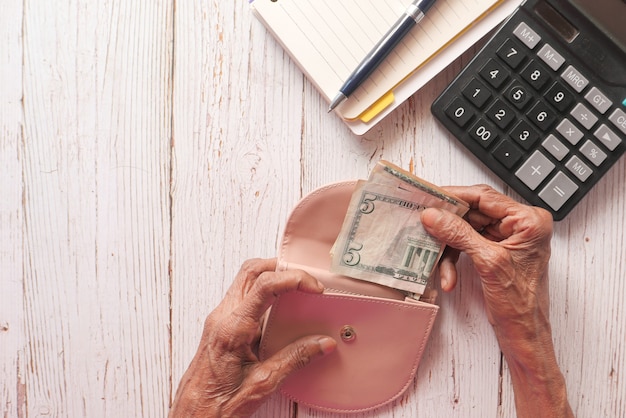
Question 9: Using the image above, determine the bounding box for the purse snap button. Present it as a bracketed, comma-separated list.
[340, 325, 356, 342]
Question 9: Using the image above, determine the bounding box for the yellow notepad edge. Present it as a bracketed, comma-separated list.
[353, 0, 506, 124]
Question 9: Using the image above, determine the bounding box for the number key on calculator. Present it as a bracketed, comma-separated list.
[432, 0, 626, 220]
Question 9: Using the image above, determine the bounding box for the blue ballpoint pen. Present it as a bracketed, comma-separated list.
[328, 0, 437, 112]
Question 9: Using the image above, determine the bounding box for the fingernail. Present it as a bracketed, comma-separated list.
[421, 207, 443, 227]
[440, 276, 449, 290]
[318, 337, 337, 355]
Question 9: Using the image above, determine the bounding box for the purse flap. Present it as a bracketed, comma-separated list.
[259, 290, 438, 413]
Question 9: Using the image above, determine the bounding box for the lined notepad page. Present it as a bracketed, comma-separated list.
[252, 0, 500, 120]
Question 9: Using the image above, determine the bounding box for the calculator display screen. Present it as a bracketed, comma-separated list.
[569, 0, 626, 52]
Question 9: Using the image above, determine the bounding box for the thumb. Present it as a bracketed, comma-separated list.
[225, 336, 336, 417]
[421, 207, 488, 258]
[421, 208, 511, 289]
[257, 335, 336, 389]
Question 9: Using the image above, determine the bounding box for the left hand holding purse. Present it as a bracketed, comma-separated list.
[169, 258, 337, 418]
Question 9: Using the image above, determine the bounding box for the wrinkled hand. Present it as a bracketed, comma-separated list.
[421, 185, 553, 343]
[169, 258, 336, 418]
[420, 185, 572, 418]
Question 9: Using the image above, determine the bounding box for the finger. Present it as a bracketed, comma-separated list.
[443, 186, 552, 244]
[497, 205, 554, 244]
[218, 269, 325, 349]
[466, 209, 497, 231]
[422, 208, 516, 286]
[237, 269, 325, 324]
[421, 207, 493, 260]
[231, 258, 278, 295]
[249, 335, 336, 392]
[442, 185, 525, 220]
[438, 250, 459, 292]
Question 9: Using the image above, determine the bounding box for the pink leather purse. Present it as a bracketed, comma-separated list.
[259, 181, 439, 414]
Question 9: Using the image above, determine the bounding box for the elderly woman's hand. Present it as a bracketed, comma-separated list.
[420, 185, 573, 418]
[421, 185, 553, 339]
[169, 258, 336, 418]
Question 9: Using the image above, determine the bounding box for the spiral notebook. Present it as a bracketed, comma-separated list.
[251, 0, 523, 135]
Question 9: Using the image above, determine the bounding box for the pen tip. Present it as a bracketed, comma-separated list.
[328, 92, 347, 113]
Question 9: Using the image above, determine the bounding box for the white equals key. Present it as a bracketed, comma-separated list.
[553, 185, 566, 198]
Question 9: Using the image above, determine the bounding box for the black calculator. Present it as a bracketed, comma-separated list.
[431, 0, 626, 220]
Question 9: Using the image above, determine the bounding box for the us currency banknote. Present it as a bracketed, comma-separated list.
[330, 161, 469, 297]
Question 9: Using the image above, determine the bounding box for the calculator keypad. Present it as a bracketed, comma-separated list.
[432, 9, 626, 220]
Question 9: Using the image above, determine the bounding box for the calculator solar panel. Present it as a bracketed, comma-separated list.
[431, 0, 626, 220]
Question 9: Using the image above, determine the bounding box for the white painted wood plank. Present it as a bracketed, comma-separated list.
[171, 1, 304, 416]
[0, 1, 26, 417]
[20, 1, 172, 416]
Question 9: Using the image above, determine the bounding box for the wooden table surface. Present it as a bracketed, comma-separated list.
[1, 1, 624, 417]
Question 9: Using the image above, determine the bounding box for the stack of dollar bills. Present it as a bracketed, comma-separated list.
[330, 161, 469, 300]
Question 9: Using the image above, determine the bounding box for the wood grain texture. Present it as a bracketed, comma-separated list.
[14, 1, 173, 416]
[1, 0, 624, 417]
[171, 1, 302, 417]
[1, 1, 26, 417]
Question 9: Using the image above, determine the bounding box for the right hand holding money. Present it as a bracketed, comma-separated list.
[420, 185, 553, 333]
[419, 185, 573, 418]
